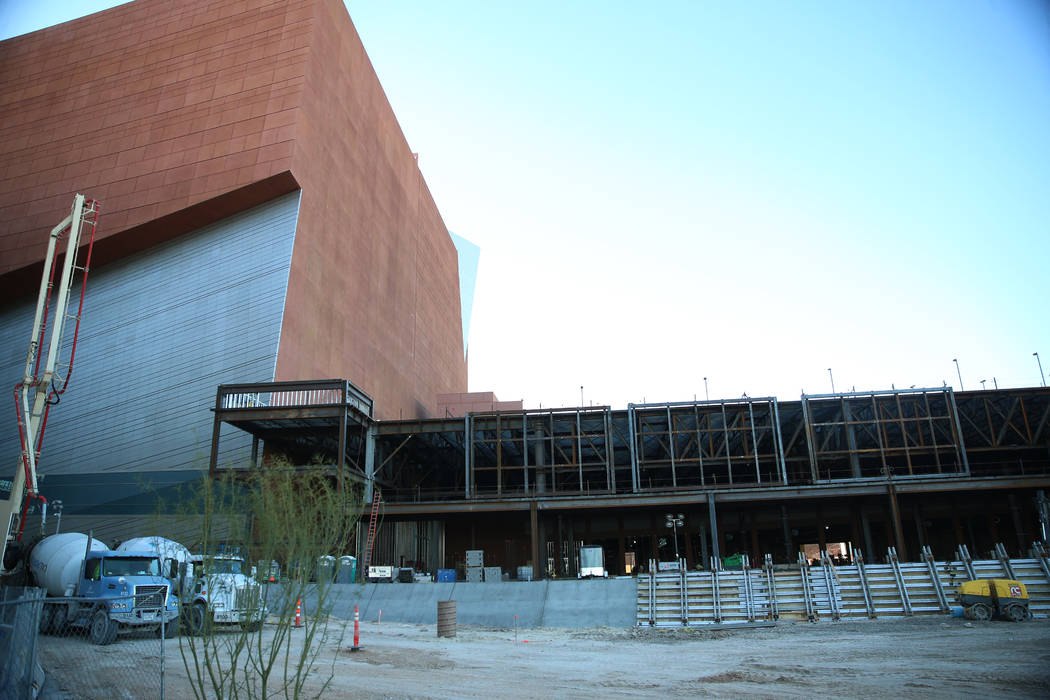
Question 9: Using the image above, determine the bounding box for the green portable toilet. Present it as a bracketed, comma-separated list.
[336, 555, 357, 583]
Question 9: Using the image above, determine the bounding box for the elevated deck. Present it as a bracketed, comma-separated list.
[208, 379, 374, 490]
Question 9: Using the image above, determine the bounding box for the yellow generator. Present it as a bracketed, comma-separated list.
[957, 579, 1030, 621]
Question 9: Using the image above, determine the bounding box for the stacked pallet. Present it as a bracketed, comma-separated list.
[465, 550, 483, 583]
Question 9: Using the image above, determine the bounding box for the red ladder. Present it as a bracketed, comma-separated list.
[361, 487, 382, 579]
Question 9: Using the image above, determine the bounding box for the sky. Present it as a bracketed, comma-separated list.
[3, 1, 1049, 410]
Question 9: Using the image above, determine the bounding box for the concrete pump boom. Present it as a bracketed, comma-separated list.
[2, 194, 99, 574]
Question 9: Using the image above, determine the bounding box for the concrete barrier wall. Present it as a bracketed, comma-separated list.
[305, 578, 637, 628]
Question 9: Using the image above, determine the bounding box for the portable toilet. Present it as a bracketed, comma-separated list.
[315, 555, 337, 582]
[335, 555, 357, 583]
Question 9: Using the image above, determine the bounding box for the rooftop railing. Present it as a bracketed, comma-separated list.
[215, 379, 374, 418]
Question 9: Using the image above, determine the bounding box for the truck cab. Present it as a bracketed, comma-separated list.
[80, 552, 178, 628]
[185, 553, 266, 634]
[37, 548, 180, 645]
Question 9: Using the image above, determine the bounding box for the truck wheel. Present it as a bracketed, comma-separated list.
[90, 610, 119, 645]
[240, 619, 262, 633]
[38, 604, 55, 634]
[189, 603, 208, 636]
[1005, 604, 1027, 622]
[51, 605, 69, 635]
[967, 603, 992, 621]
[156, 617, 180, 638]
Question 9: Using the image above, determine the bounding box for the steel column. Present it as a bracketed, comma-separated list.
[693, 403, 706, 487]
[721, 402, 732, 484]
[576, 410, 583, 492]
[772, 398, 788, 484]
[464, 415, 471, 499]
[363, 423, 376, 504]
[604, 409, 613, 490]
[667, 406, 677, 488]
[801, 396, 819, 482]
[841, 398, 862, 478]
[886, 477, 908, 561]
[628, 405, 639, 493]
[707, 492, 720, 564]
[747, 401, 760, 482]
[531, 501, 541, 580]
[208, 399, 222, 478]
[946, 389, 971, 475]
[523, 412, 529, 494]
[337, 404, 348, 492]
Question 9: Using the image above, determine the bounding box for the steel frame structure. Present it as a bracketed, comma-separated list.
[205, 384, 1050, 573]
[467, 407, 619, 499]
[209, 384, 1050, 507]
[952, 389, 1050, 477]
[629, 398, 787, 491]
[800, 388, 968, 482]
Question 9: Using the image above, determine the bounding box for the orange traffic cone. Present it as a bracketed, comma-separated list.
[350, 604, 361, 652]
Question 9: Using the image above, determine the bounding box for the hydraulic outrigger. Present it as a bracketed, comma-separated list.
[1, 194, 99, 575]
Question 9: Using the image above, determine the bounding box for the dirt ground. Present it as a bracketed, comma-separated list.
[40, 616, 1050, 699]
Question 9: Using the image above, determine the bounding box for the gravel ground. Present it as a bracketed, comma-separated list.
[38, 616, 1050, 698]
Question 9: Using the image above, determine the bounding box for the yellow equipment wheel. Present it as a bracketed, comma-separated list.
[1004, 604, 1027, 622]
[967, 603, 992, 621]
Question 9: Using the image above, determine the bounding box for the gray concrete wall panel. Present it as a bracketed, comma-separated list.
[312, 578, 638, 629]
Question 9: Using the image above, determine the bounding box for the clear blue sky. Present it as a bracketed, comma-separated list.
[4, 1, 1049, 409]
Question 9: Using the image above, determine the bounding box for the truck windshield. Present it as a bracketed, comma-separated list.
[207, 559, 244, 575]
[102, 557, 160, 577]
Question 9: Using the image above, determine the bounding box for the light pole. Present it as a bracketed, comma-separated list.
[580, 385, 584, 407]
[665, 513, 684, 563]
[1035, 352, 1046, 387]
[704, 377, 709, 402]
[953, 358, 964, 391]
[980, 379, 986, 390]
[828, 368, 836, 394]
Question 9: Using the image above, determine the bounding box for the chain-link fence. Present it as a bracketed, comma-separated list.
[1, 588, 167, 700]
[0, 587, 45, 700]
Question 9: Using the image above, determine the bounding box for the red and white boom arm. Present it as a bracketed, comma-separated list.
[2, 194, 98, 573]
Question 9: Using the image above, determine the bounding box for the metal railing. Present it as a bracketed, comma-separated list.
[216, 379, 374, 418]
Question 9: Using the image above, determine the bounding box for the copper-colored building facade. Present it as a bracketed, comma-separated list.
[0, 0, 466, 420]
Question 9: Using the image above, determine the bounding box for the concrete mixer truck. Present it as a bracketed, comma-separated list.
[31, 533, 180, 645]
[184, 552, 267, 634]
[118, 537, 266, 634]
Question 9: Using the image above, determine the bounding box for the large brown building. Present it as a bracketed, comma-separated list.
[0, 0, 466, 417]
[0, 0, 466, 538]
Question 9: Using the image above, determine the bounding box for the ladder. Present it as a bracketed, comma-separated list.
[361, 487, 382, 579]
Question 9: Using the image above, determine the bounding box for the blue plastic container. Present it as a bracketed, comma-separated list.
[437, 569, 456, 582]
